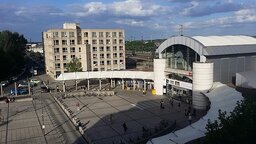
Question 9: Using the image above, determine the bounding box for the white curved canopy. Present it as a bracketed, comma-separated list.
[157, 35, 256, 56]
[148, 82, 243, 144]
[56, 71, 154, 81]
[193, 35, 256, 47]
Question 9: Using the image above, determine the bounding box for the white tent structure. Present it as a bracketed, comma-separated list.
[147, 82, 243, 144]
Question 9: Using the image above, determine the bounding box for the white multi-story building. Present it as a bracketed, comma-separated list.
[43, 23, 125, 78]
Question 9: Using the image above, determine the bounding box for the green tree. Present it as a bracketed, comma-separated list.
[66, 57, 82, 72]
[0, 30, 27, 80]
[204, 100, 256, 144]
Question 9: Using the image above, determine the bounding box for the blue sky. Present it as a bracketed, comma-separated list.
[1, 0, 256, 41]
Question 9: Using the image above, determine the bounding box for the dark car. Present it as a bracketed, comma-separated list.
[0, 80, 10, 87]
[41, 85, 50, 93]
[10, 88, 29, 95]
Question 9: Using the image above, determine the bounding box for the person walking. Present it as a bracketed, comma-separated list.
[56, 85, 59, 92]
[188, 113, 192, 125]
[160, 99, 164, 109]
[177, 102, 181, 112]
[122, 122, 128, 133]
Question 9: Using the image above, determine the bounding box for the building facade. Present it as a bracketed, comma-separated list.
[43, 23, 125, 78]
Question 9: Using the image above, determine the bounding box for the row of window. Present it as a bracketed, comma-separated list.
[55, 55, 78, 61]
[92, 53, 124, 59]
[54, 40, 75, 46]
[53, 31, 123, 38]
[91, 39, 123, 45]
[54, 47, 81, 53]
[93, 59, 124, 66]
[92, 46, 124, 52]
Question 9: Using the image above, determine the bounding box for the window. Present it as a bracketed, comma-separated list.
[61, 32, 67, 37]
[106, 39, 110, 44]
[63, 55, 67, 61]
[106, 46, 111, 51]
[99, 47, 104, 52]
[119, 46, 124, 51]
[93, 61, 97, 66]
[54, 48, 59, 53]
[113, 46, 117, 51]
[120, 59, 124, 64]
[69, 32, 75, 37]
[79, 47, 81, 52]
[84, 40, 88, 44]
[100, 54, 104, 58]
[99, 32, 103, 37]
[53, 32, 58, 37]
[54, 40, 59, 45]
[114, 60, 118, 64]
[113, 53, 117, 58]
[99, 39, 104, 44]
[93, 54, 97, 59]
[106, 32, 110, 37]
[62, 47, 67, 53]
[100, 61, 104, 65]
[119, 39, 123, 44]
[62, 40, 67, 45]
[55, 55, 60, 61]
[92, 32, 97, 37]
[70, 47, 75, 53]
[92, 39, 97, 44]
[71, 55, 75, 59]
[84, 32, 88, 37]
[113, 39, 117, 44]
[55, 63, 60, 69]
[112, 32, 116, 37]
[107, 60, 111, 65]
[93, 47, 97, 52]
[107, 53, 111, 58]
[70, 40, 75, 45]
[119, 32, 123, 37]
[120, 53, 124, 57]
[63, 63, 67, 68]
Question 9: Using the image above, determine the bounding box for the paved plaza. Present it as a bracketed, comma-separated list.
[0, 74, 206, 144]
[56, 88, 206, 144]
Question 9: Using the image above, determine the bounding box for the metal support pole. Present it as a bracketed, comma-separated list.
[0, 85, 3, 97]
[110, 79, 113, 88]
[28, 81, 31, 95]
[133, 80, 136, 90]
[99, 79, 102, 90]
[122, 79, 124, 90]
[144, 80, 146, 92]
[63, 81, 65, 93]
[75, 80, 78, 91]
[87, 79, 90, 90]
[15, 82, 17, 97]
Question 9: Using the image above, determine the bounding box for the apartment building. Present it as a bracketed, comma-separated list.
[43, 23, 125, 79]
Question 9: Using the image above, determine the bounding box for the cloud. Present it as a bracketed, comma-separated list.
[182, 1, 244, 17]
[115, 19, 145, 26]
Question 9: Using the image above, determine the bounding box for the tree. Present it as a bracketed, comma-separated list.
[204, 100, 256, 144]
[66, 57, 82, 72]
[0, 30, 27, 80]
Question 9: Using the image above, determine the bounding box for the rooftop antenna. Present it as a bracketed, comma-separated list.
[179, 24, 183, 36]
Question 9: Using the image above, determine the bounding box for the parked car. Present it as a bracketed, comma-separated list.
[30, 79, 40, 85]
[18, 81, 37, 88]
[41, 85, 50, 93]
[0, 80, 10, 87]
[10, 88, 29, 95]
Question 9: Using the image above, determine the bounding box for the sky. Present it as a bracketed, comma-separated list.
[0, 0, 256, 41]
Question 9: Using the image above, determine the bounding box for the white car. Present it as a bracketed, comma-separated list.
[30, 79, 41, 84]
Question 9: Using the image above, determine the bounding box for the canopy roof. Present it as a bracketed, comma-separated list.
[148, 82, 243, 144]
[56, 71, 154, 81]
[157, 35, 256, 56]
